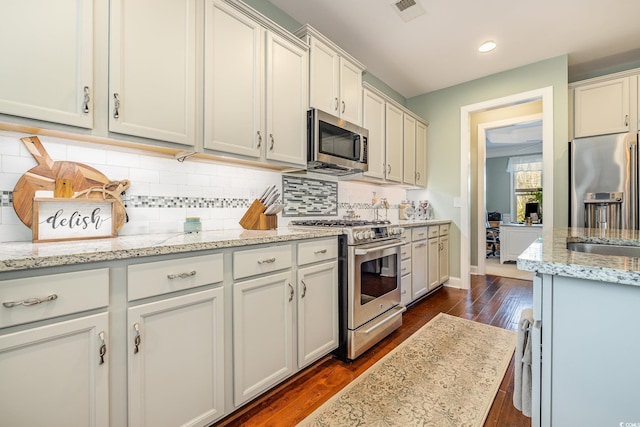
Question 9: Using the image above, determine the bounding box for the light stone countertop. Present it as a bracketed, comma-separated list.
[517, 227, 640, 286]
[397, 219, 452, 227]
[0, 227, 343, 273]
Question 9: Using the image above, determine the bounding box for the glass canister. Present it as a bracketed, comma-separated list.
[184, 217, 202, 233]
[399, 200, 414, 220]
[417, 200, 434, 220]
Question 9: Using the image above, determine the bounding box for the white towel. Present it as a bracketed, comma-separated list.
[513, 308, 533, 417]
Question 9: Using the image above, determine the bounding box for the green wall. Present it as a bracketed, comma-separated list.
[406, 55, 569, 277]
[486, 156, 512, 215]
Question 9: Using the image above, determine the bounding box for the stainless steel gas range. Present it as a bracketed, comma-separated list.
[290, 219, 406, 360]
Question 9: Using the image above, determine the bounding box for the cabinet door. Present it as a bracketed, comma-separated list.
[385, 103, 404, 183]
[0, 0, 93, 128]
[308, 37, 340, 116]
[403, 114, 416, 185]
[233, 271, 294, 406]
[0, 313, 108, 427]
[411, 240, 428, 300]
[574, 76, 630, 137]
[427, 237, 439, 290]
[438, 235, 450, 284]
[265, 32, 308, 166]
[297, 261, 339, 368]
[128, 288, 225, 427]
[415, 120, 428, 187]
[400, 272, 412, 307]
[204, 0, 263, 157]
[362, 88, 386, 180]
[339, 58, 363, 125]
[109, 0, 197, 145]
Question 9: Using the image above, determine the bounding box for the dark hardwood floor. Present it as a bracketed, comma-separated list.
[214, 274, 533, 426]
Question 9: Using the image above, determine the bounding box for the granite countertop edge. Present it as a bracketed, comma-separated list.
[517, 227, 640, 286]
[0, 228, 343, 273]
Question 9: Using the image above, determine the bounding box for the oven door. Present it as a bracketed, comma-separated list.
[348, 239, 403, 330]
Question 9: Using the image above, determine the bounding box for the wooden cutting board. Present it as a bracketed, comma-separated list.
[12, 136, 127, 231]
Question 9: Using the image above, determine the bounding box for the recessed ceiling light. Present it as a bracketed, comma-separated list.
[479, 40, 497, 53]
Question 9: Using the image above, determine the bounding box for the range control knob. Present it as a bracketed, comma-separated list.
[355, 231, 365, 240]
[364, 230, 372, 239]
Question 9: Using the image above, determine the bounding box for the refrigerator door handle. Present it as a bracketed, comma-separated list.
[629, 134, 638, 230]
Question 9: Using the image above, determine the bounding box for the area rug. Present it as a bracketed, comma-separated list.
[297, 313, 516, 427]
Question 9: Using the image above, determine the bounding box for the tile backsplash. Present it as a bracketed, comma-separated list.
[0, 130, 407, 242]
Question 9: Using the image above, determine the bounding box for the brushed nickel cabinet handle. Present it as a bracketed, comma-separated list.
[314, 249, 328, 254]
[334, 97, 339, 112]
[82, 86, 90, 113]
[301, 280, 307, 298]
[133, 323, 141, 354]
[257, 131, 262, 148]
[3, 293, 58, 308]
[258, 257, 276, 265]
[288, 283, 294, 302]
[167, 271, 196, 279]
[269, 134, 275, 150]
[341, 101, 346, 114]
[113, 93, 120, 119]
[625, 114, 629, 127]
[98, 331, 106, 365]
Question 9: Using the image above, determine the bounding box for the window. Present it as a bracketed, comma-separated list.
[507, 154, 542, 222]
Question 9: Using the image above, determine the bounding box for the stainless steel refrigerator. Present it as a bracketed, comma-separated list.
[569, 132, 638, 229]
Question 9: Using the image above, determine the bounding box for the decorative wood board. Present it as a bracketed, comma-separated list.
[32, 198, 117, 243]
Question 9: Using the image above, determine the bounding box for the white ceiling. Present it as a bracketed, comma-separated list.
[268, 0, 640, 98]
[485, 120, 542, 158]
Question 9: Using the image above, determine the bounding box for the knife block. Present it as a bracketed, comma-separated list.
[239, 199, 278, 230]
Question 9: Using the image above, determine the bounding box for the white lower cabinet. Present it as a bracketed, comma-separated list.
[127, 287, 225, 427]
[427, 236, 440, 290]
[297, 260, 338, 368]
[233, 271, 295, 406]
[0, 312, 109, 427]
[411, 227, 429, 300]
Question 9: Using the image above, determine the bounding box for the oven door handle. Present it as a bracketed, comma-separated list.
[354, 240, 405, 255]
[357, 305, 407, 334]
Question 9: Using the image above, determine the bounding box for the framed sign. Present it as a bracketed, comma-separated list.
[32, 198, 117, 242]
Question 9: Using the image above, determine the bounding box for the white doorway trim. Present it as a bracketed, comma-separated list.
[477, 113, 543, 275]
[459, 86, 554, 290]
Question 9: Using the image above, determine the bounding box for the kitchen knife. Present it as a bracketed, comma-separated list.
[261, 185, 276, 203]
[264, 191, 279, 208]
[257, 186, 270, 202]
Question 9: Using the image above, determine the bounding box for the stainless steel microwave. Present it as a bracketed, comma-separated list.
[307, 109, 368, 176]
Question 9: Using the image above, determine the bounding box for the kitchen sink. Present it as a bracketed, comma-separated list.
[567, 242, 640, 258]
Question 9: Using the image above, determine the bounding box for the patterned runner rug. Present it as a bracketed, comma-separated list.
[298, 313, 516, 427]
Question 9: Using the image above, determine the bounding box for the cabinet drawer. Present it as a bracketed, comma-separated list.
[401, 259, 412, 276]
[233, 245, 292, 280]
[1, 268, 109, 328]
[428, 226, 439, 238]
[128, 253, 223, 301]
[439, 223, 450, 236]
[401, 243, 411, 260]
[411, 227, 428, 241]
[298, 238, 337, 266]
[400, 228, 411, 241]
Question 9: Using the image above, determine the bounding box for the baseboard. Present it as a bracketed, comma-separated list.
[443, 276, 462, 289]
[470, 265, 478, 275]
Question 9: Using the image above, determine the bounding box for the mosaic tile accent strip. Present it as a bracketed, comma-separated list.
[1, 191, 12, 207]
[0, 191, 252, 209]
[282, 175, 338, 217]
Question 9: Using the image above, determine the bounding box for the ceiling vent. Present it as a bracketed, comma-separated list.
[391, 0, 425, 22]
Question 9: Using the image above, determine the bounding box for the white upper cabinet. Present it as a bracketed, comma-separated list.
[362, 87, 386, 180]
[205, 0, 263, 158]
[403, 114, 416, 185]
[109, 0, 197, 146]
[0, 0, 94, 128]
[385, 102, 404, 183]
[297, 25, 365, 126]
[205, 0, 308, 167]
[415, 120, 428, 187]
[264, 32, 308, 165]
[574, 76, 631, 137]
